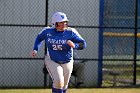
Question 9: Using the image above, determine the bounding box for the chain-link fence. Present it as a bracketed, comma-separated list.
[102, 0, 140, 87]
[0, 0, 140, 88]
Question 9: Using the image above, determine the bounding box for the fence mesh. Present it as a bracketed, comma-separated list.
[102, 0, 140, 87]
[0, 0, 140, 88]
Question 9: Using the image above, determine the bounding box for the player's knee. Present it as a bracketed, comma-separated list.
[54, 82, 64, 89]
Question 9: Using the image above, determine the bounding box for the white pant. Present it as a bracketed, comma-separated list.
[45, 56, 74, 89]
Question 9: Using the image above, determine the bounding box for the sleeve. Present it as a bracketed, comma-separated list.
[33, 28, 47, 51]
[71, 28, 86, 50]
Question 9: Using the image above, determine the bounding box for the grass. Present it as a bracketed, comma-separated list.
[0, 88, 140, 93]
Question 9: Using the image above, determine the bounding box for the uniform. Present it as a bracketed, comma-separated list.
[32, 12, 86, 93]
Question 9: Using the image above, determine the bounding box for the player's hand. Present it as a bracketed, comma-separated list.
[67, 40, 75, 48]
[31, 50, 37, 57]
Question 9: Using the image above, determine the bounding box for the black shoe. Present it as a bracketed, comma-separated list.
[75, 82, 84, 88]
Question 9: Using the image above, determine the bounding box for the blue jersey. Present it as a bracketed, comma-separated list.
[33, 27, 86, 63]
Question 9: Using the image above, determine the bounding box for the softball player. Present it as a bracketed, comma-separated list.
[31, 12, 86, 93]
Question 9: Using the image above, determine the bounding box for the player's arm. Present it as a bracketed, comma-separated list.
[33, 35, 44, 51]
[31, 28, 46, 57]
[73, 39, 86, 50]
[70, 28, 86, 50]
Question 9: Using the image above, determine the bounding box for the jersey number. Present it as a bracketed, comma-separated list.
[52, 45, 62, 50]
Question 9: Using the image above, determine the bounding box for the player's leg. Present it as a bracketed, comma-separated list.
[61, 60, 74, 93]
[45, 56, 64, 93]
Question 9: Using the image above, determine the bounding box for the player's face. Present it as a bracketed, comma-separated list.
[56, 21, 68, 31]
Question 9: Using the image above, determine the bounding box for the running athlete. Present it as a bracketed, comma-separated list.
[31, 12, 86, 93]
